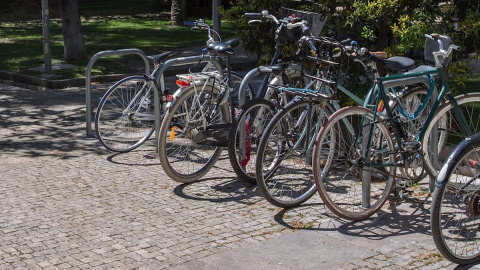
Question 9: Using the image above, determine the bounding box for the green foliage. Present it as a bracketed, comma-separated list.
[460, 7, 480, 55]
[219, 0, 327, 62]
[448, 61, 473, 95]
[390, 12, 430, 56]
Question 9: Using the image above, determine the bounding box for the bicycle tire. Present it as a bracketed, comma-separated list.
[422, 93, 480, 178]
[95, 76, 155, 152]
[228, 99, 276, 184]
[227, 66, 305, 183]
[158, 80, 230, 183]
[255, 98, 334, 208]
[313, 106, 396, 220]
[431, 134, 480, 265]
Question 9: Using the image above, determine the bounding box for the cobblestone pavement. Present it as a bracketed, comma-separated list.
[0, 83, 479, 269]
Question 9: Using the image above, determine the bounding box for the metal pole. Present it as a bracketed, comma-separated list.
[85, 49, 151, 137]
[41, 0, 52, 74]
[212, 0, 221, 40]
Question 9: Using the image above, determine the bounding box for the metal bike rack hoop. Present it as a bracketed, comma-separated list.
[85, 48, 151, 137]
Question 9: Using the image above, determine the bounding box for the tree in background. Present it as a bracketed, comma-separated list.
[221, 0, 479, 58]
[346, 0, 441, 56]
[171, 0, 187, 26]
[59, 0, 86, 60]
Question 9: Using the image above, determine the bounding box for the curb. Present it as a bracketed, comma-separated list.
[0, 60, 259, 91]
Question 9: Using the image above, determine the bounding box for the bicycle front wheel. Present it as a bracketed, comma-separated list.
[313, 106, 396, 220]
[431, 134, 480, 265]
[255, 98, 334, 208]
[228, 99, 276, 184]
[95, 76, 155, 152]
[423, 93, 480, 178]
[158, 82, 229, 183]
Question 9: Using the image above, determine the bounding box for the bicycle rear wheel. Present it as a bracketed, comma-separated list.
[255, 98, 334, 208]
[313, 106, 396, 220]
[158, 81, 229, 183]
[423, 93, 480, 178]
[431, 134, 480, 265]
[95, 76, 155, 152]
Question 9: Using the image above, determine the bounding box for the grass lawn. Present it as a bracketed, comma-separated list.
[0, 5, 234, 79]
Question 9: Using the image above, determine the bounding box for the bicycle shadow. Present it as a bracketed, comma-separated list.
[454, 263, 480, 269]
[106, 147, 160, 166]
[172, 176, 264, 206]
[275, 195, 432, 239]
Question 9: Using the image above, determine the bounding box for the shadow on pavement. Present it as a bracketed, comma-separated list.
[173, 177, 264, 205]
[0, 85, 108, 159]
[274, 196, 431, 239]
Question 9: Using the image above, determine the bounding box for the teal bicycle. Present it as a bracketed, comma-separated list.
[313, 34, 480, 220]
[254, 34, 424, 208]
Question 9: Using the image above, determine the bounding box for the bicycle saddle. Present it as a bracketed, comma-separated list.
[148, 51, 174, 63]
[207, 39, 240, 55]
[384, 56, 416, 72]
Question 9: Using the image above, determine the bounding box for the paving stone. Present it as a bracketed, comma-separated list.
[0, 83, 465, 269]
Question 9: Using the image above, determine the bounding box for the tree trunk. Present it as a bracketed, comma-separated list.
[171, 0, 186, 26]
[376, 14, 390, 51]
[59, 0, 86, 61]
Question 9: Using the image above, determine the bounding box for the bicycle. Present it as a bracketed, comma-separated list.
[156, 8, 329, 183]
[253, 30, 431, 208]
[430, 134, 480, 265]
[94, 19, 253, 152]
[227, 7, 328, 184]
[313, 33, 480, 220]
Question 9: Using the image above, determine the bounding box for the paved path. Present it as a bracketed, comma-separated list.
[0, 83, 478, 269]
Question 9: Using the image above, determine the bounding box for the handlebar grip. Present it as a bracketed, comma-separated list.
[184, 21, 196, 26]
[245, 13, 263, 19]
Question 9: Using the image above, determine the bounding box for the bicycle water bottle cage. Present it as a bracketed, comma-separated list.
[207, 39, 240, 56]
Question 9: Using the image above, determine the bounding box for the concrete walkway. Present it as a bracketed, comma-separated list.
[0, 81, 478, 270]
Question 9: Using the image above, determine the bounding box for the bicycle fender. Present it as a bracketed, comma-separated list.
[435, 134, 480, 187]
[165, 88, 183, 109]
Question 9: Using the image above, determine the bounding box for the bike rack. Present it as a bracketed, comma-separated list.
[85, 49, 151, 137]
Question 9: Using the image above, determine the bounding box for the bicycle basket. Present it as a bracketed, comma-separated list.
[280, 7, 327, 41]
[301, 36, 345, 93]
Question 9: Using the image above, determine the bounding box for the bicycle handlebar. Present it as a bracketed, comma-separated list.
[184, 19, 220, 43]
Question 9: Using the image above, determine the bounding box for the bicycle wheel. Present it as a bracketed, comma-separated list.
[255, 98, 334, 208]
[227, 67, 305, 184]
[95, 76, 155, 152]
[228, 99, 276, 184]
[313, 106, 396, 220]
[423, 93, 480, 178]
[158, 80, 230, 183]
[431, 134, 480, 265]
